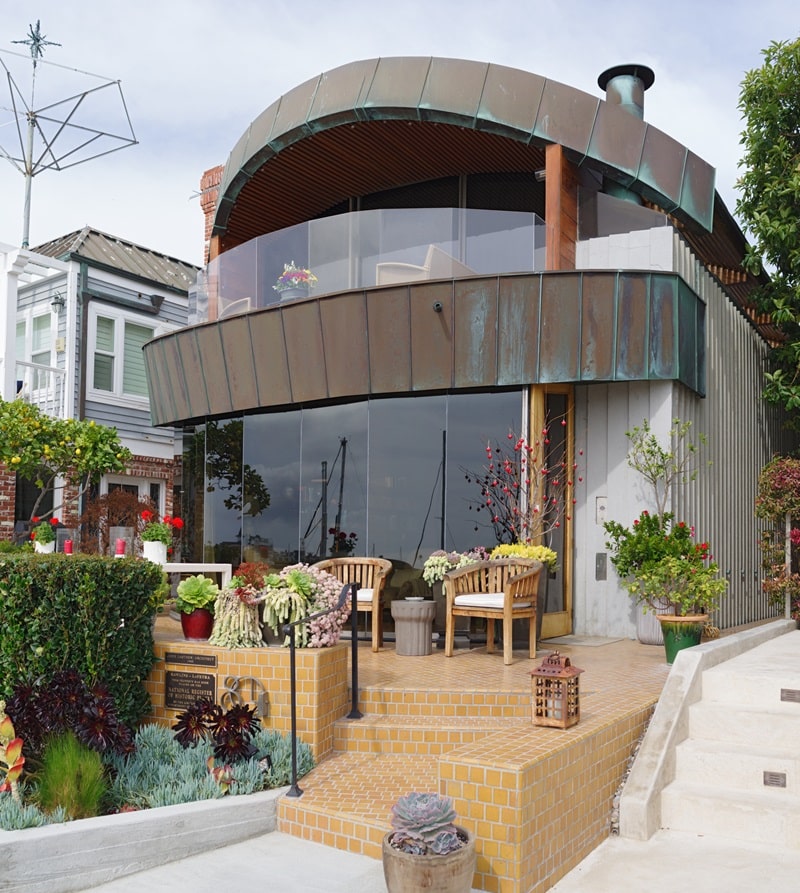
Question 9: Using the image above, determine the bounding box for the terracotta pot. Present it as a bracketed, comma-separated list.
[180, 608, 214, 640]
[382, 827, 476, 893]
[656, 613, 708, 664]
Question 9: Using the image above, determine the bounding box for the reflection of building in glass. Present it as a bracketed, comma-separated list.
[145, 58, 797, 641]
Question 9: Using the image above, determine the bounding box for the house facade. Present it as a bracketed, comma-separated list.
[143, 57, 795, 639]
[0, 227, 197, 541]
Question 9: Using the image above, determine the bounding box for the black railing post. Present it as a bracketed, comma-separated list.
[282, 581, 361, 798]
[347, 582, 362, 719]
[284, 622, 303, 798]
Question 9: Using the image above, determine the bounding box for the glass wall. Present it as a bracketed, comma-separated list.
[186, 390, 523, 571]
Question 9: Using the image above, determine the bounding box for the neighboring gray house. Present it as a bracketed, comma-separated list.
[0, 227, 198, 538]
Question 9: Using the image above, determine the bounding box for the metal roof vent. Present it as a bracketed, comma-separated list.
[597, 64, 655, 204]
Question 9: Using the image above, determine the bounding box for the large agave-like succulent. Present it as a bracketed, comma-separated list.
[389, 792, 463, 855]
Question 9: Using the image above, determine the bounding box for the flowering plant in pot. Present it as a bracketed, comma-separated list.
[605, 510, 727, 661]
[422, 548, 490, 586]
[461, 425, 580, 545]
[272, 261, 317, 294]
[382, 792, 475, 893]
[30, 516, 58, 550]
[140, 510, 183, 544]
[175, 574, 219, 640]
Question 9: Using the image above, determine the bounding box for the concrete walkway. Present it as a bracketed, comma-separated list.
[84, 826, 800, 893]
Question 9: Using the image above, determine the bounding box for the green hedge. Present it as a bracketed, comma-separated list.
[0, 555, 164, 726]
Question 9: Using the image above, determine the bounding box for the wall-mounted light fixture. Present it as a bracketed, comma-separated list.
[50, 292, 65, 312]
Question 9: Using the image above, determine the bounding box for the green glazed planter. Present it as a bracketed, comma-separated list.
[657, 614, 707, 664]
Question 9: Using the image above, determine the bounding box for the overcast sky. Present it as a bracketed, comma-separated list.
[0, 1, 796, 268]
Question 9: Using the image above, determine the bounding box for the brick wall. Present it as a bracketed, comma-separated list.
[200, 165, 223, 265]
[0, 453, 180, 542]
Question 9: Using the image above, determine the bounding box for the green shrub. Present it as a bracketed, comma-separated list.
[0, 786, 67, 829]
[0, 555, 163, 726]
[35, 731, 108, 819]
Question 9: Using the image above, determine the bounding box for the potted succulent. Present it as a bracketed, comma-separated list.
[31, 516, 58, 553]
[382, 792, 476, 893]
[175, 574, 219, 640]
[272, 261, 317, 300]
[260, 563, 349, 647]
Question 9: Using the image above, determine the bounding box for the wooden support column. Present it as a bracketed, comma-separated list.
[544, 144, 579, 271]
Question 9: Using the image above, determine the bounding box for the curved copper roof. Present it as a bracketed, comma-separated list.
[213, 57, 716, 251]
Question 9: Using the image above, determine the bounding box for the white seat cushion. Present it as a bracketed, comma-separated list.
[356, 587, 374, 603]
[453, 592, 532, 609]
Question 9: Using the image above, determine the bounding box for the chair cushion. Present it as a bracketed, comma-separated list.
[356, 588, 374, 603]
[453, 592, 532, 609]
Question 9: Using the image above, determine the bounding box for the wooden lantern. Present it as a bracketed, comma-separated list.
[531, 651, 584, 729]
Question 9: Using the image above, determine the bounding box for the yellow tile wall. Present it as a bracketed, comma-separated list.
[146, 622, 349, 759]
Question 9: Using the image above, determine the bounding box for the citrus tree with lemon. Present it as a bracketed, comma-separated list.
[0, 397, 132, 524]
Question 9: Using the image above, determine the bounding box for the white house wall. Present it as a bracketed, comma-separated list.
[573, 226, 795, 637]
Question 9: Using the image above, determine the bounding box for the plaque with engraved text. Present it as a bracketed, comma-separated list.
[165, 670, 216, 710]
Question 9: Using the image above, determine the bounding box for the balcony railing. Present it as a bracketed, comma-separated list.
[15, 360, 67, 418]
[194, 208, 545, 324]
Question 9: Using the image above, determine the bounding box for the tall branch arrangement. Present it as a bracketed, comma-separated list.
[462, 425, 580, 545]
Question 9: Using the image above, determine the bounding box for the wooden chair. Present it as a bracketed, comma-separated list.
[311, 557, 393, 652]
[443, 559, 543, 665]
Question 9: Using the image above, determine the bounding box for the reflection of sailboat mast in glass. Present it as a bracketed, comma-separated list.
[303, 438, 348, 558]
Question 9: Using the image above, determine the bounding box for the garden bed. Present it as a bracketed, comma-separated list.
[1, 786, 285, 893]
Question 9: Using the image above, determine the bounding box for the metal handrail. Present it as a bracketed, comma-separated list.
[282, 581, 362, 798]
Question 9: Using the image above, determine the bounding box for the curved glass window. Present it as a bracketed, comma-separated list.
[186, 390, 523, 570]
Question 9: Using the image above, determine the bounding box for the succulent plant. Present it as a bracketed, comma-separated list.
[389, 792, 463, 855]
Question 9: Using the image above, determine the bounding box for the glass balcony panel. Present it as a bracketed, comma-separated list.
[203, 208, 545, 323]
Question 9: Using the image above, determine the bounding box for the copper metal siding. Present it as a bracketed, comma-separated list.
[194, 326, 233, 416]
[497, 276, 540, 386]
[453, 279, 498, 388]
[248, 312, 293, 407]
[281, 301, 328, 403]
[409, 281, 453, 391]
[319, 292, 371, 398]
[649, 275, 677, 380]
[153, 338, 186, 423]
[540, 273, 582, 381]
[178, 329, 212, 420]
[580, 273, 616, 380]
[144, 271, 707, 426]
[636, 127, 686, 213]
[366, 287, 412, 393]
[215, 57, 716, 247]
[615, 273, 648, 380]
[586, 100, 646, 185]
[476, 64, 545, 138]
[218, 316, 259, 412]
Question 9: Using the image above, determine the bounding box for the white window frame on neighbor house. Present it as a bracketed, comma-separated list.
[103, 476, 164, 513]
[16, 310, 55, 394]
[86, 305, 166, 408]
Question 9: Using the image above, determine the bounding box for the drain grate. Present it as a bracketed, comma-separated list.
[763, 771, 787, 788]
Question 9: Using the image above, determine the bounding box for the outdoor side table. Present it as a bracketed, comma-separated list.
[391, 598, 436, 656]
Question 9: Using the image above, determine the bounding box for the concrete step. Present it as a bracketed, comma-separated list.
[688, 701, 800, 749]
[702, 667, 800, 710]
[661, 781, 800, 848]
[674, 738, 800, 795]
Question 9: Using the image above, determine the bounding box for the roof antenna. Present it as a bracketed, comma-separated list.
[0, 21, 138, 248]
